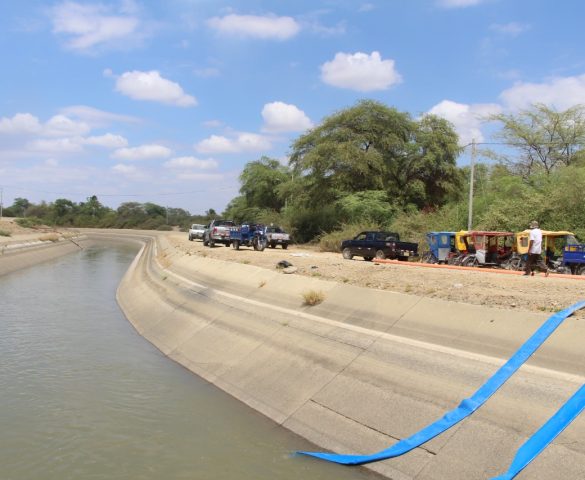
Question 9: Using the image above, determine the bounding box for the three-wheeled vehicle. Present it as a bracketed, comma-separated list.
[229, 223, 267, 251]
[506, 230, 577, 273]
[457, 231, 515, 268]
[421, 232, 457, 264]
[563, 243, 585, 275]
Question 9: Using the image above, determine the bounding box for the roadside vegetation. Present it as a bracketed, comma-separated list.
[4, 100, 585, 250]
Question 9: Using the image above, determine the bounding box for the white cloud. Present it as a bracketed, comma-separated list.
[27, 137, 84, 153]
[60, 105, 140, 127]
[111, 144, 172, 160]
[115, 70, 197, 107]
[489, 22, 530, 36]
[202, 119, 223, 128]
[0, 113, 42, 134]
[320, 51, 402, 92]
[207, 14, 300, 40]
[436, 0, 486, 7]
[44, 114, 90, 137]
[164, 156, 219, 169]
[195, 133, 272, 154]
[50, 1, 141, 52]
[261, 102, 313, 133]
[112, 163, 137, 174]
[84, 133, 128, 148]
[176, 172, 225, 181]
[500, 74, 585, 111]
[428, 100, 501, 145]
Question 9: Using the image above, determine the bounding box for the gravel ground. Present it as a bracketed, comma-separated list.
[167, 231, 585, 317]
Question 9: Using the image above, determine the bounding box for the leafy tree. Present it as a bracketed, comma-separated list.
[488, 103, 585, 178]
[336, 190, 397, 225]
[12, 197, 31, 216]
[289, 100, 461, 210]
[239, 156, 290, 212]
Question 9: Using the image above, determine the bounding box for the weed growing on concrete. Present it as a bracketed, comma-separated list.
[302, 289, 325, 306]
[258, 280, 266, 288]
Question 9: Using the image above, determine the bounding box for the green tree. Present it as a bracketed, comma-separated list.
[239, 156, 290, 211]
[289, 100, 461, 210]
[488, 103, 585, 178]
[12, 197, 31, 216]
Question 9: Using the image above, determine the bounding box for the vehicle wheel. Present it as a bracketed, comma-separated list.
[375, 250, 386, 260]
[578, 265, 585, 275]
[463, 256, 479, 267]
[258, 239, 266, 252]
[342, 248, 353, 260]
[364, 256, 373, 262]
[233, 240, 240, 250]
[209, 239, 215, 247]
[188, 235, 193, 241]
[282, 243, 288, 250]
[203, 238, 209, 246]
[269, 242, 276, 249]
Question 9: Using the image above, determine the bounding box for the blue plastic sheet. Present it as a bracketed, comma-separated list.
[491, 383, 585, 480]
[297, 300, 585, 466]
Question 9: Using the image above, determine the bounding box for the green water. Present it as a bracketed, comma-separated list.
[0, 245, 380, 480]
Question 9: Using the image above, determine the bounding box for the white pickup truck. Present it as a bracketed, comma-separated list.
[188, 223, 205, 241]
[264, 225, 290, 249]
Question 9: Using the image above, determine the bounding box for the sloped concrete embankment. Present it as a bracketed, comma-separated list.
[117, 233, 585, 480]
[0, 235, 90, 277]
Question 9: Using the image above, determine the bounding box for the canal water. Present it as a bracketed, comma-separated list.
[0, 245, 381, 480]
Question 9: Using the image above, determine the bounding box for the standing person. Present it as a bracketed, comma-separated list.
[523, 221, 549, 277]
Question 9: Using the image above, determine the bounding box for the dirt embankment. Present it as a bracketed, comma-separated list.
[166, 232, 585, 316]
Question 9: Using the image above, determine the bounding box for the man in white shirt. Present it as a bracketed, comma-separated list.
[523, 221, 549, 277]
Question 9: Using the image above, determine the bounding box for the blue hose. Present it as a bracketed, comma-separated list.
[297, 300, 585, 465]
[491, 383, 585, 480]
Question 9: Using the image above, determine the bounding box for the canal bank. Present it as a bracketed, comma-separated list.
[2, 230, 585, 479]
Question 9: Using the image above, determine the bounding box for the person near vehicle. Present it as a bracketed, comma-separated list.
[523, 221, 549, 277]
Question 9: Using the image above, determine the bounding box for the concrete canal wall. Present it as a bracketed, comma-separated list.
[2, 230, 584, 479]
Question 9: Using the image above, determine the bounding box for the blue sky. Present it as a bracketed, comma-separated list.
[2, 0, 585, 214]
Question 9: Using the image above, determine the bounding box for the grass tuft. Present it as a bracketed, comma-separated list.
[302, 289, 325, 306]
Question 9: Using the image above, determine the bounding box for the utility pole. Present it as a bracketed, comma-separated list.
[0, 186, 3, 220]
[467, 138, 476, 231]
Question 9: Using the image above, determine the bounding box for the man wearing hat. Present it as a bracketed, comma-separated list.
[523, 221, 549, 277]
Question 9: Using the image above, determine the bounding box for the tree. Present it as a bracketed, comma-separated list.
[12, 197, 31, 216]
[289, 100, 461, 210]
[488, 103, 585, 178]
[239, 156, 290, 212]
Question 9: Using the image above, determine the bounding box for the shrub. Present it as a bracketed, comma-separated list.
[15, 217, 43, 228]
[39, 233, 60, 242]
[302, 289, 325, 306]
[156, 224, 173, 231]
[0, 229, 11, 237]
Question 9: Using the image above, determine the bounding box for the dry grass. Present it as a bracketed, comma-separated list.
[302, 289, 325, 306]
[0, 229, 11, 237]
[258, 280, 267, 288]
[38, 233, 60, 242]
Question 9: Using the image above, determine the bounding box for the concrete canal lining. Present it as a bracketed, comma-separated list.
[3, 230, 585, 479]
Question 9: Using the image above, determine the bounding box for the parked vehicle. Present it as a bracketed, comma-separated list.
[229, 223, 267, 251]
[188, 223, 206, 241]
[563, 243, 585, 274]
[341, 231, 418, 261]
[506, 230, 577, 273]
[203, 219, 235, 247]
[456, 231, 514, 268]
[263, 225, 290, 249]
[421, 232, 457, 264]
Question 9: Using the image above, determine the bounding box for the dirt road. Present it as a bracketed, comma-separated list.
[167, 232, 585, 316]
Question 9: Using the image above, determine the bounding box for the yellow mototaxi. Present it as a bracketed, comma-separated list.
[509, 230, 577, 271]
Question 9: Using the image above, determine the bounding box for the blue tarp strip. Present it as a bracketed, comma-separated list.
[297, 300, 585, 466]
[491, 383, 585, 480]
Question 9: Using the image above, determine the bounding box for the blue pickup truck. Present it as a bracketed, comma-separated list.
[341, 231, 419, 261]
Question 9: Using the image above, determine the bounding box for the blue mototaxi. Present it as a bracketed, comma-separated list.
[422, 231, 457, 264]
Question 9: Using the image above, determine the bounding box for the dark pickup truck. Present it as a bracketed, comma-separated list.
[341, 231, 419, 261]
